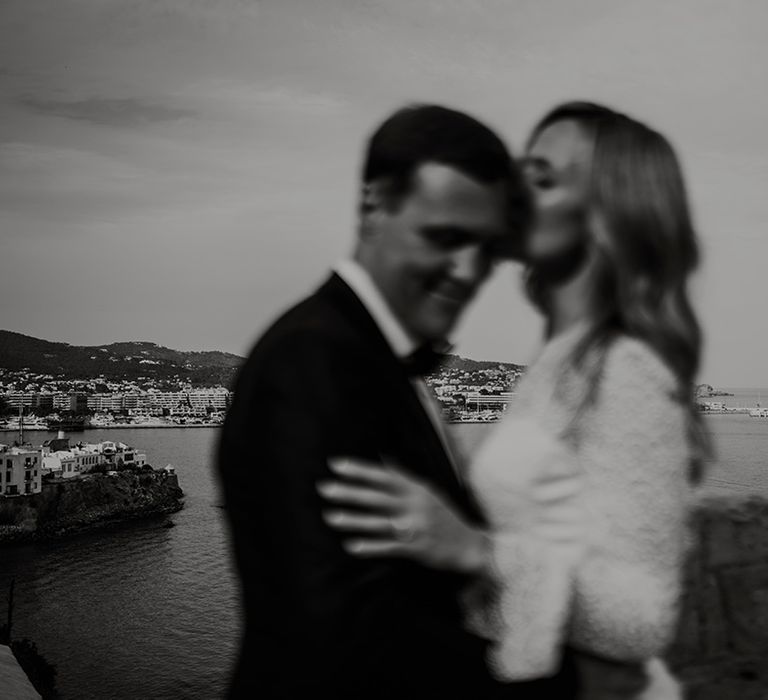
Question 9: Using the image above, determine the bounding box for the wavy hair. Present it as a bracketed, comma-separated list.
[526, 101, 710, 481]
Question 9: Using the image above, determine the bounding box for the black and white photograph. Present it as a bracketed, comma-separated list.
[1, 1, 767, 698]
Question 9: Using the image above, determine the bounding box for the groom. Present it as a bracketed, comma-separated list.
[218, 104, 531, 698]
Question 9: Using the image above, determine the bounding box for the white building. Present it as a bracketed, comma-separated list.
[462, 391, 515, 411]
[52, 392, 71, 410]
[0, 444, 42, 496]
[87, 394, 125, 412]
[85, 388, 232, 415]
[41, 435, 146, 477]
[42, 450, 78, 478]
[79, 440, 147, 469]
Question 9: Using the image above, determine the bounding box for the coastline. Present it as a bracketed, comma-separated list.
[0, 501, 183, 547]
[0, 423, 221, 432]
[700, 409, 761, 415]
[2, 411, 761, 432]
[0, 470, 185, 546]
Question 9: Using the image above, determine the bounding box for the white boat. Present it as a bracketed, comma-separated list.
[1, 416, 50, 430]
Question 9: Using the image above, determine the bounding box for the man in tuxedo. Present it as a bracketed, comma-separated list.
[218, 104, 532, 698]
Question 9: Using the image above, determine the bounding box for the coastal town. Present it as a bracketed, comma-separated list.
[0, 359, 526, 428]
[0, 422, 183, 554]
[0, 431, 161, 497]
[0, 364, 232, 429]
[2, 329, 758, 432]
[0, 360, 759, 434]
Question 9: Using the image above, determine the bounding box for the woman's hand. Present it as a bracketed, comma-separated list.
[317, 457, 489, 574]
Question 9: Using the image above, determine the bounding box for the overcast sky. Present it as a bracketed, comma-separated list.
[2, 0, 767, 386]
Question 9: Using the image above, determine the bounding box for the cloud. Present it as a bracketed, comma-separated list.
[176, 80, 349, 119]
[248, 85, 348, 115]
[19, 96, 195, 127]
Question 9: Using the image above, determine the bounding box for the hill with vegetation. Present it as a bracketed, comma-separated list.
[436, 354, 525, 374]
[0, 330, 244, 387]
[0, 330, 525, 388]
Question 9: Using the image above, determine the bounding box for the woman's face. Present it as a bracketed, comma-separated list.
[523, 119, 594, 264]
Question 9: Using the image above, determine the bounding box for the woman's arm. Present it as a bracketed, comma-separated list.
[466, 416, 586, 680]
[569, 338, 692, 661]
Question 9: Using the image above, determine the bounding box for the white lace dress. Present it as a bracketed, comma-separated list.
[465, 327, 692, 699]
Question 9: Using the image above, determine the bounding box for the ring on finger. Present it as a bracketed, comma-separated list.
[389, 517, 416, 542]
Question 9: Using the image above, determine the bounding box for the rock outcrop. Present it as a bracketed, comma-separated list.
[0, 470, 183, 543]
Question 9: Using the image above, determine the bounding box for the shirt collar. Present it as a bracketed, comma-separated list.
[333, 259, 418, 359]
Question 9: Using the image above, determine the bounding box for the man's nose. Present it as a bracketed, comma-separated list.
[448, 245, 491, 286]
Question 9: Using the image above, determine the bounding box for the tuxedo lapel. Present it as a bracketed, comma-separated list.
[315, 274, 478, 519]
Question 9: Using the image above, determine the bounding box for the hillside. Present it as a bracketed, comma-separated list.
[0, 330, 244, 387]
[0, 330, 524, 388]
[437, 354, 525, 374]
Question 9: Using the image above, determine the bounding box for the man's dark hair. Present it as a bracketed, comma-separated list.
[362, 104, 531, 233]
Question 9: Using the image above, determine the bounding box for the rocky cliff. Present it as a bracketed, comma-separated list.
[0, 470, 183, 543]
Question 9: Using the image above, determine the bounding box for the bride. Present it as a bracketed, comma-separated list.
[319, 102, 709, 699]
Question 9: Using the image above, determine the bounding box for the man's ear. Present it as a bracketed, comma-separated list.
[359, 180, 391, 239]
[360, 182, 378, 216]
[360, 179, 394, 213]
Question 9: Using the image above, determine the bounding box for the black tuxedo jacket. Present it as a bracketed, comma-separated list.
[218, 273, 503, 698]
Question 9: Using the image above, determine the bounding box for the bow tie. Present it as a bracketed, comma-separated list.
[402, 343, 450, 377]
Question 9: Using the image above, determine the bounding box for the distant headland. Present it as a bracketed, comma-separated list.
[696, 383, 735, 398]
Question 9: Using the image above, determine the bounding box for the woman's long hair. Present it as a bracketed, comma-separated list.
[526, 102, 710, 481]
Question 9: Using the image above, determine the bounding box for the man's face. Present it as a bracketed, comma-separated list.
[360, 162, 509, 343]
[523, 119, 593, 263]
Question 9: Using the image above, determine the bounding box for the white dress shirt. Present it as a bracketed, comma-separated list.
[333, 259, 460, 476]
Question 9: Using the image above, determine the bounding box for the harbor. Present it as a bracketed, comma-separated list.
[0, 415, 225, 432]
[0, 412, 766, 699]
